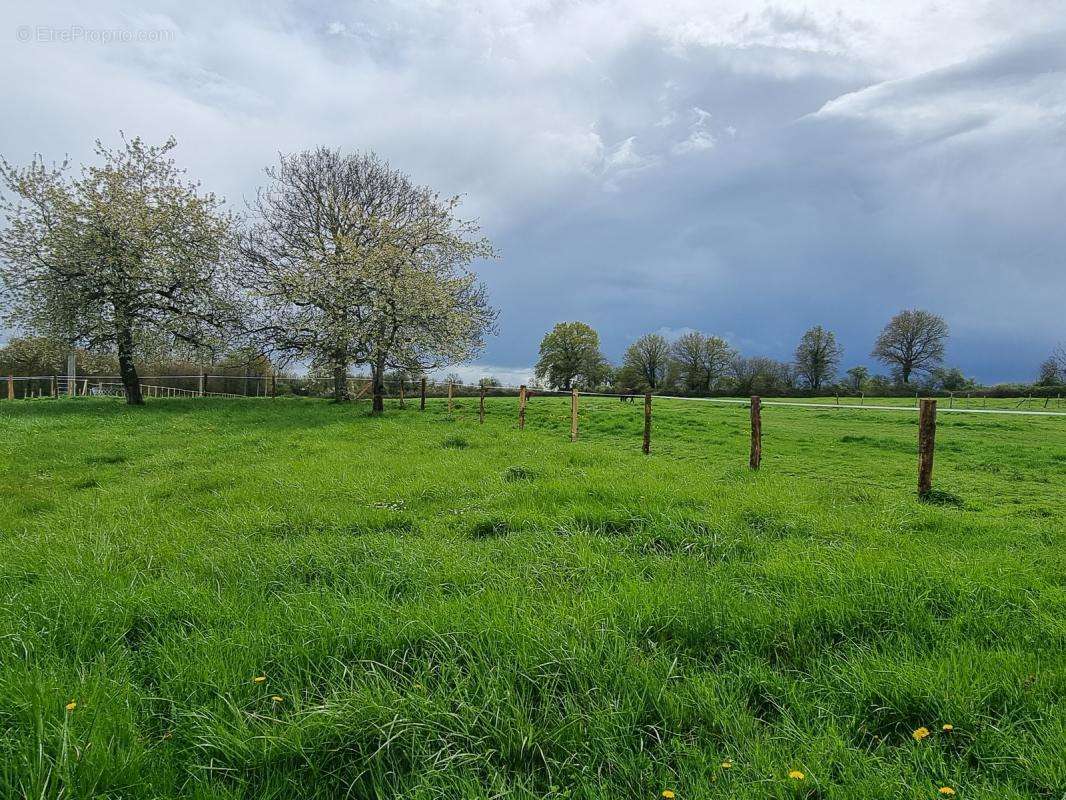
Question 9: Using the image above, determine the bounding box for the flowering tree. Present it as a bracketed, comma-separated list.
[0, 136, 236, 404]
[239, 148, 496, 410]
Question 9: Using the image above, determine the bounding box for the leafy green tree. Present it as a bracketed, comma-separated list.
[871, 309, 948, 384]
[794, 325, 842, 391]
[928, 366, 975, 392]
[844, 365, 870, 392]
[620, 333, 672, 391]
[670, 331, 735, 393]
[534, 322, 609, 390]
[0, 136, 237, 404]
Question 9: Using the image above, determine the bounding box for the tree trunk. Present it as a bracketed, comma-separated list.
[371, 357, 385, 414]
[332, 362, 350, 403]
[116, 325, 143, 405]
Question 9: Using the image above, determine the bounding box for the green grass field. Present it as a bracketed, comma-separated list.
[1, 396, 1063, 799]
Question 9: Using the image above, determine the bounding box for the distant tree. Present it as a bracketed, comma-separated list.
[478, 376, 501, 388]
[1049, 344, 1066, 382]
[621, 333, 672, 391]
[793, 325, 842, 391]
[871, 309, 948, 384]
[218, 345, 273, 396]
[0, 335, 120, 377]
[0, 335, 68, 375]
[867, 374, 895, 394]
[702, 336, 736, 392]
[0, 136, 237, 404]
[844, 365, 870, 393]
[928, 366, 976, 392]
[670, 331, 735, 393]
[534, 322, 609, 390]
[1037, 357, 1060, 386]
[443, 372, 463, 387]
[730, 356, 793, 396]
[729, 356, 759, 396]
[670, 331, 705, 392]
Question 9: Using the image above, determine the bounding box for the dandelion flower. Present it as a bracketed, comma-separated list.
[788, 770, 805, 780]
[721, 760, 732, 769]
[938, 787, 955, 796]
[912, 726, 930, 741]
[941, 724, 953, 732]
[270, 695, 284, 703]
[662, 791, 675, 799]
[65, 701, 77, 712]
[253, 676, 267, 684]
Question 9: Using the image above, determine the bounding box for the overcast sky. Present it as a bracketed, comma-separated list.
[3, 1, 1065, 384]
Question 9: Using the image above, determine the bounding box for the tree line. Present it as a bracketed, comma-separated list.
[0, 137, 496, 408]
[2, 136, 1062, 406]
[534, 317, 1066, 396]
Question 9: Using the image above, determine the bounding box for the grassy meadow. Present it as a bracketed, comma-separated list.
[0, 394, 1063, 799]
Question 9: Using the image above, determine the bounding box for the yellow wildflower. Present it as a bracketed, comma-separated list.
[253, 676, 267, 684]
[270, 695, 284, 703]
[941, 724, 953, 732]
[788, 770, 805, 780]
[912, 726, 930, 741]
[938, 788, 955, 796]
[662, 791, 675, 799]
[65, 701, 77, 712]
[721, 759, 732, 769]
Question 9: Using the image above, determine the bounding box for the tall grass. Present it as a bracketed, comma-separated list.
[0, 396, 1063, 798]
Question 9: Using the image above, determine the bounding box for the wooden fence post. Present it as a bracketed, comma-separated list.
[398, 380, 405, 407]
[6, 375, 12, 401]
[519, 385, 527, 429]
[570, 388, 579, 442]
[199, 371, 205, 397]
[642, 392, 652, 454]
[51, 375, 57, 399]
[420, 377, 427, 411]
[749, 396, 762, 470]
[271, 372, 277, 398]
[448, 382, 454, 414]
[918, 398, 937, 498]
[479, 386, 485, 423]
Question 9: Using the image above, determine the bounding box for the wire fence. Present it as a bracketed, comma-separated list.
[5, 374, 1064, 500]
[4, 373, 1066, 416]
